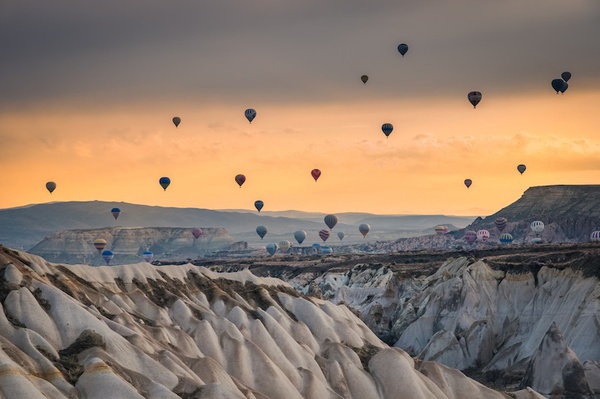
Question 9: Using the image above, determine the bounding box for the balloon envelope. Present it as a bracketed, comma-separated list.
[434, 226, 448, 235]
[311, 169, 321, 182]
[172, 117, 181, 127]
[294, 230, 307, 244]
[467, 91, 482, 108]
[531, 221, 544, 234]
[337, 231, 345, 241]
[324, 214, 338, 229]
[278, 240, 291, 253]
[321, 246, 333, 254]
[318, 229, 330, 242]
[463, 230, 477, 245]
[495, 217, 508, 232]
[464, 179, 472, 188]
[93, 239, 107, 253]
[499, 233, 513, 244]
[561, 71, 572, 82]
[591, 231, 600, 242]
[517, 164, 526, 174]
[256, 225, 267, 240]
[235, 174, 246, 187]
[46, 181, 56, 194]
[111, 207, 121, 220]
[266, 243, 278, 256]
[244, 108, 257, 123]
[159, 177, 171, 191]
[381, 123, 393, 138]
[101, 250, 114, 265]
[142, 251, 153, 262]
[551, 78, 566, 94]
[477, 230, 490, 242]
[192, 228, 203, 239]
[359, 223, 370, 237]
[254, 200, 264, 212]
[361, 75, 368, 84]
[397, 43, 408, 56]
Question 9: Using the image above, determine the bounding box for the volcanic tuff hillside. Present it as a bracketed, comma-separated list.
[464, 185, 600, 242]
[29, 227, 241, 266]
[0, 245, 545, 398]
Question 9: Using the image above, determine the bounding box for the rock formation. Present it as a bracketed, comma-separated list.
[0, 244, 541, 398]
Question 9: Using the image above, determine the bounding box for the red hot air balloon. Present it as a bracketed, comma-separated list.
[464, 179, 472, 189]
[311, 169, 321, 182]
[192, 228, 203, 240]
[318, 229, 330, 242]
[235, 174, 246, 187]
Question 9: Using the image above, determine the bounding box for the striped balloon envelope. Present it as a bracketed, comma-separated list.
[591, 231, 600, 242]
[499, 233, 513, 244]
[494, 217, 508, 232]
[318, 229, 330, 242]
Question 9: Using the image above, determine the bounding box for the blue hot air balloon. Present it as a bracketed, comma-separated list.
[294, 230, 307, 244]
[142, 251, 153, 262]
[551, 79, 568, 94]
[468, 91, 482, 108]
[517, 164, 526, 175]
[266, 243, 278, 256]
[254, 200, 264, 212]
[256, 225, 267, 240]
[111, 207, 121, 220]
[500, 233, 514, 244]
[561, 71, 571, 82]
[381, 123, 393, 138]
[101, 250, 114, 265]
[159, 177, 171, 191]
[245, 108, 257, 123]
[397, 43, 409, 57]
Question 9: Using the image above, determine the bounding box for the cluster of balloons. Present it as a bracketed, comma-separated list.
[551, 72, 571, 94]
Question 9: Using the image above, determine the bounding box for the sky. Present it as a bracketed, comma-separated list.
[1, 0, 599, 216]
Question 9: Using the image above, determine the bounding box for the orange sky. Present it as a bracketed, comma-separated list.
[2, 89, 599, 216]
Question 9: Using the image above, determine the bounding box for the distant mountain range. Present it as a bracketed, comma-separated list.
[0, 200, 475, 250]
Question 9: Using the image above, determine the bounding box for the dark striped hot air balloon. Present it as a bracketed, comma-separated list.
[324, 214, 338, 229]
[93, 239, 107, 253]
[495, 217, 508, 232]
[318, 229, 330, 242]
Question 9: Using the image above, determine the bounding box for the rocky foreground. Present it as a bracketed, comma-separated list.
[0, 244, 545, 399]
[188, 244, 600, 398]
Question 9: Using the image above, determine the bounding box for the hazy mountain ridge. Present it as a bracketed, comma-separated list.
[0, 245, 545, 398]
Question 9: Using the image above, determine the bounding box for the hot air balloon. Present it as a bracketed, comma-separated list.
[244, 108, 257, 123]
[551, 79, 568, 94]
[192, 228, 203, 240]
[337, 231, 345, 241]
[561, 71, 571, 82]
[254, 200, 264, 212]
[142, 250, 153, 263]
[590, 231, 600, 242]
[294, 230, 307, 244]
[324, 214, 338, 229]
[172, 117, 181, 127]
[111, 207, 121, 220]
[517, 164, 526, 175]
[359, 223, 370, 237]
[477, 229, 490, 242]
[381, 123, 393, 138]
[463, 230, 477, 245]
[266, 243, 278, 256]
[464, 179, 472, 189]
[93, 238, 107, 253]
[531, 221, 544, 235]
[467, 91, 482, 108]
[278, 240, 291, 253]
[434, 226, 448, 235]
[311, 169, 321, 182]
[495, 217, 507, 232]
[46, 181, 56, 194]
[361, 75, 369, 84]
[321, 246, 333, 254]
[235, 174, 246, 188]
[499, 233, 513, 244]
[318, 229, 330, 242]
[101, 250, 114, 265]
[397, 43, 408, 57]
[159, 177, 171, 191]
[256, 225, 267, 240]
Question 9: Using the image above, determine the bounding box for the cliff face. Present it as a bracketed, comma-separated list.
[466, 185, 600, 243]
[29, 227, 238, 265]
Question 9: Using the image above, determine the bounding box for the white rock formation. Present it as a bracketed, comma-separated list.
[0, 245, 536, 398]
